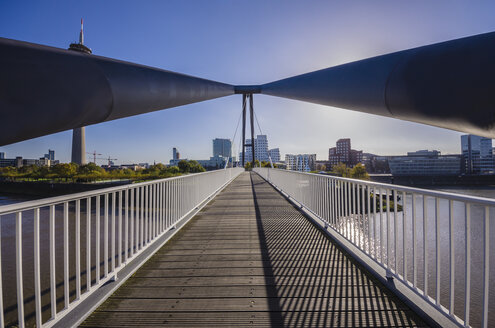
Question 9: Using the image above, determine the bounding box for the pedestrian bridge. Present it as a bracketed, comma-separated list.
[0, 168, 492, 327]
[82, 172, 425, 327]
[3, 28, 495, 328]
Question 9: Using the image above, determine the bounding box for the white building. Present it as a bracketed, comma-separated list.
[240, 135, 272, 163]
[268, 148, 280, 162]
[285, 154, 316, 172]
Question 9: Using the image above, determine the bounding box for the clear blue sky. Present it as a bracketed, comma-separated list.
[1, 1, 495, 164]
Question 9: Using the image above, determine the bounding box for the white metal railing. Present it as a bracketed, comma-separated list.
[0, 167, 243, 328]
[254, 167, 492, 328]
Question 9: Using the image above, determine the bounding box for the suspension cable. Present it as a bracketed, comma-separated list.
[225, 107, 243, 169]
[253, 108, 274, 168]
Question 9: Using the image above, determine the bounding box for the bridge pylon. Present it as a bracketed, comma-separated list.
[240, 93, 256, 167]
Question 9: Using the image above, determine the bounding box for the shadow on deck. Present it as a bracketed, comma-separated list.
[81, 172, 427, 327]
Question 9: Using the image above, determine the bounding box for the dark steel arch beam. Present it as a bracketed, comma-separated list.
[2, 32, 495, 147]
[0, 37, 234, 146]
[261, 32, 495, 138]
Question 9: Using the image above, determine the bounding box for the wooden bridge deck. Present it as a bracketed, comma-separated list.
[82, 172, 427, 327]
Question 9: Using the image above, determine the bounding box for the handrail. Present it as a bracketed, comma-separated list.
[0, 167, 244, 328]
[0, 170, 226, 216]
[272, 169, 495, 207]
[254, 167, 491, 328]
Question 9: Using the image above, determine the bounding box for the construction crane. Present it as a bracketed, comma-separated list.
[86, 151, 102, 164]
[94, 156, 118, 168]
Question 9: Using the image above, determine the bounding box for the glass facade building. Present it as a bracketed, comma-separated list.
[213, 138, 232, 158]
[461, 134, 494, 174]
[388, 150, 461, 176]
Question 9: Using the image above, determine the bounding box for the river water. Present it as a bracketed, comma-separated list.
[1, 186, 495, 327]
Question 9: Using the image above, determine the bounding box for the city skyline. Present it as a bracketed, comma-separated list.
[1, 1, 495, 163]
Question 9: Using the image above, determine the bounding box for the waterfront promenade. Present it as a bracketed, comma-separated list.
[82, 172, 426, 327]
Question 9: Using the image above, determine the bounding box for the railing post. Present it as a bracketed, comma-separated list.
[15, 212, 24, 328]
[0, 214, 4, 328]
[86, 197, 91, 292]
[76, 199, 81, 299]
[33, 208, 41, 328]
[49, 205, 56, 319]
[63, 202, 69, 309]
[482, 206, 490, 328]
[465, 203, 471, 327]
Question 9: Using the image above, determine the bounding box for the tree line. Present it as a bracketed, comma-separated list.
[0, 160, 206, 183]
[244, 160, 277, 169]
[329, 162, 370, 180]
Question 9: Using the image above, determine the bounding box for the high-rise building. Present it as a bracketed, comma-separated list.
[461, 134, 494, 174]
[240, 135, 271, 163]
[285, 154, 316, 172]
[213, 138, 232, 158]
[173, 147, 180, 160]
[170, 147, 184, 166]
[44, 149, 55, 161]
[268, 148, 280, 162]
[328, 138, 363, 168]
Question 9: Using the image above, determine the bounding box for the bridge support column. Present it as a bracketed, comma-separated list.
[241, 94, 247, 167]
[249, 94, 255, 167]
[240, 93, 256, 168]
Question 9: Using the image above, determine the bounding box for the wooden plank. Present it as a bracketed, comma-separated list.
[82, 311, 428, 328]
[98, 296, 406, 312]
[125, 275, 378, 287]
[133, 267, 364, 278]
[142, 259, 348, 269]
[112, 285, 386, 299]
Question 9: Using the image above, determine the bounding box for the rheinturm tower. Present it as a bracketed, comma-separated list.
[68, 19, 91, 164]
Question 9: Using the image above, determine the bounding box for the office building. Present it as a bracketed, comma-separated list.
[44, 149, 55, 161]
[0, 150, 59, 168]
[213, 138, 232, 158]
[328, 138, 363, 168]
[0, 157, 17, 168]
[170, 147, 184, 166]
[461, 134, 494, 174]
[268, 148, 280, 162]
[240, 135, 274, 163]
[388, 150, 461, 176]
[285, 154, 316, 172]
[173, 147, 180, 160]
[197, 155, 227, 169]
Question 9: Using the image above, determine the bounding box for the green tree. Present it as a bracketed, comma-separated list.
[350, 163, 369, 180]
[167, 166, 180, 174]
[52, 163, 78, 181]
[178, 160, 191, 173]
[332, 162, 351, 177]
[76, 162, 107, 181]
[188, 160, 206, 173]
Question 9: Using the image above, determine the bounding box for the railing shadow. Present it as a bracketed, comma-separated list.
[249, 172, 424, 327]
[250, 173, 284, 325]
